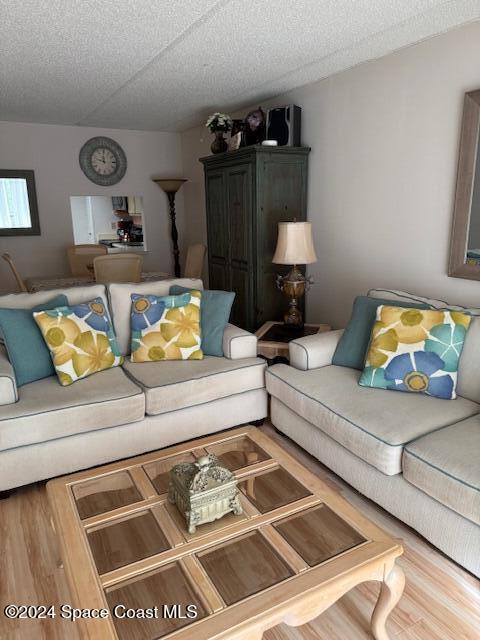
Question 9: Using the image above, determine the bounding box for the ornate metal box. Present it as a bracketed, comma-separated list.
[168, 454, 242, 533]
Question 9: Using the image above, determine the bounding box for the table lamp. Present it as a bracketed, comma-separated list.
[272, 221, 317, 327]
[153, 178, 187, 277]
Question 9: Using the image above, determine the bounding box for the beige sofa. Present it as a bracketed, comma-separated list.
[266, 289, 480, 577]
[0, 279, 267, 491]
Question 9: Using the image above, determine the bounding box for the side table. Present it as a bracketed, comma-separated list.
[255, 321, 331, 364]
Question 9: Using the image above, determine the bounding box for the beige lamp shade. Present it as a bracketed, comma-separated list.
[272, 221, 317, 265]
[153, 178, 187, 193]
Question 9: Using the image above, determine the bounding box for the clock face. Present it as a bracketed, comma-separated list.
[79, 137, 127, 186]
[91, 147, 116, 176]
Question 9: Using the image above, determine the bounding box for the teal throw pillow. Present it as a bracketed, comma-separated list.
[0, 294, 68, 386]
[332, 296, 431, 370]
[169, 286, 235, 356]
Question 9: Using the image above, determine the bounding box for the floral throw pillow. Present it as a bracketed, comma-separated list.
[130, 291, 203, 362]
[358, 305, 471, 399]
[33, 298, 123, 386]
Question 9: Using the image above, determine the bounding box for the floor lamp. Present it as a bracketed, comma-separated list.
[153, 178, 187, 277]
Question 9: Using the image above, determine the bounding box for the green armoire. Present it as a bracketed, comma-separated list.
[200, 145, 310, 332]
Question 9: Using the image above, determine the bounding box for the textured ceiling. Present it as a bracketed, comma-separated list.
[1, 0, 479, 132]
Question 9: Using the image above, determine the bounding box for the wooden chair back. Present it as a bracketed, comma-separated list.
[1, 253, 28, 292]
[184, 243, 206, 279]
[67, 244, 107, 276]
[93, 253, 143, 284]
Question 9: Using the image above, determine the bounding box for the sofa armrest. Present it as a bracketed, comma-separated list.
[0, 345, 18, 405]
[223, 323, 257, 359]
[289, 329, 344, 370]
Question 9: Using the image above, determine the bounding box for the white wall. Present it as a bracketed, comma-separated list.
[182, 22, 480, 328]
[89, 196, 117, 242]
[70, 196, 93, 244]
[0, 122, 185, 292]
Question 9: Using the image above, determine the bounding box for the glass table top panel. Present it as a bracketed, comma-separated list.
[72, 471, 142, 520]
[87, 511, 171, 574]
[274, 504, 366, 566]
[143, 452, 197, 495]
[238, 466, 311, 513]
[206, 435, 271, 471]
[197, 531, 294, 605]
[106, 562, 207, 640]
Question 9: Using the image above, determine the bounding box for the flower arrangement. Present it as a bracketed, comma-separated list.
[205, 112, 233, 133]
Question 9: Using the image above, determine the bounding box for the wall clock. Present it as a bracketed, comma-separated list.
[79, 136, 127, 186]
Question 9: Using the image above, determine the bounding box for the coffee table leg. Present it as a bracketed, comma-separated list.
[371, 564, 405, 640]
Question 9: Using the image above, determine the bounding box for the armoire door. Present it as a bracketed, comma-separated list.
[226, 164, 253, 329]
[205, 170, 229, 291]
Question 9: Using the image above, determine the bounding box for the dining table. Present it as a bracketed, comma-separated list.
[24, 271, 172, 292]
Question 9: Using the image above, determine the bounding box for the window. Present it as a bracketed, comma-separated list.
[0, 170, 40, 236]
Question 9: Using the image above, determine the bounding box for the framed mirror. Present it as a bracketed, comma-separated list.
[0, 170, 40, 236]
[448, 89, 480, 280]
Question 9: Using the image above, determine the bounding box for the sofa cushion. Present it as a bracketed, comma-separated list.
[123, 356, 266, 416]
[403, 416, 480, 525]
[0, 284, 108, 310]
[266, 364, 479, 475]
[368, 289, 480, 403]
[359, 306, 471, 400]
[170, 285, 235, 357]
[34, 297, 124, 386]
[0, 294, 68, 386]
[0, 367, 145, 452]
[367, 288, 449, 308]
[130, 291, 203, 362]
[107, 279, 203, 356]
[332, 296, 430, 370]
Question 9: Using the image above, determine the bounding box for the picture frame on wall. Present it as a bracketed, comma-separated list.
[228, 120, 244, 151]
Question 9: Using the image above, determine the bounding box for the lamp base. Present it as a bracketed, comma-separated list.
[284, 305, 303, 328]
[277, 265, 306, 329]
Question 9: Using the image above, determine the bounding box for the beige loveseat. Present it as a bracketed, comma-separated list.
[0, 279, 267, 491]
[266, 289, 480, 577]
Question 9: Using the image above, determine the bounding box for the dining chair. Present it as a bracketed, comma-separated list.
[93, 253, 143, 284]
[184, 243, 206, 278]
[67, 244, 108, 277]
[1, 253, 28, 292]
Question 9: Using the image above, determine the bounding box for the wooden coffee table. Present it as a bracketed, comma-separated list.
[47, 426, 404, 640]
